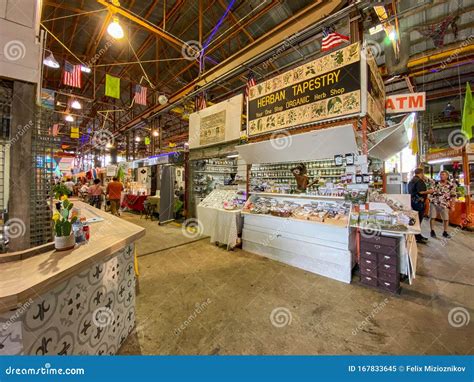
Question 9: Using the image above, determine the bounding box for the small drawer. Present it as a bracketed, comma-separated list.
[378, 279, 400, 293]
[361, 242, 397, 256]
[360, 257, 377, 268]
[361, 275, 377, 287]
[360, 249, 377, 261]
[361, 235, 398, 247]
[378, 262, 397, 274]
[378, 253, 397, 265]
[360, 266, 377, 277]
[378, 269, 399, 282]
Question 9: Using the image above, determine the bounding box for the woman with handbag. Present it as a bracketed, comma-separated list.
[89, 179, 104, 210]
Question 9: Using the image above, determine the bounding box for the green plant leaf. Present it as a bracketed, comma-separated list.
[71, 216, 78, 224]
[63, 221, 72, 236]
[61, 209, 69, 220]
[67, 203, 74, 210]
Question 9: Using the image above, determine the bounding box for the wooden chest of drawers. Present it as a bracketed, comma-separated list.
[359, 234, 400, 293]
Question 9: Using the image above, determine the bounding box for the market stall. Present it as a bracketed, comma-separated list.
[196, 188, 246, 249]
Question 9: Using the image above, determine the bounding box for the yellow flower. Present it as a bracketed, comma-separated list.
[60, 195, 68, 201]
[52, 212, 61, 221]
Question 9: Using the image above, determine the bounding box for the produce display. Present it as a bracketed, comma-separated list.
[198, 189, 246, 210]
[242, 195, 351, 226]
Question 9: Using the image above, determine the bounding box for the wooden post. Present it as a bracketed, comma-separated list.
[462, 147, 472, 225]
[362, 116, 368, 155]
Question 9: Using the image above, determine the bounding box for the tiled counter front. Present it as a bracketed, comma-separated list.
[0, 244, 136, 355]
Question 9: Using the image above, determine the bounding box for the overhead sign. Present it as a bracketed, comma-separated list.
[189, 94, 243, 149]
[365, 49, 385, 127]
[247, 43, 361, 136]
[386, 92, 426, 113]
[425, 147, 462, 162]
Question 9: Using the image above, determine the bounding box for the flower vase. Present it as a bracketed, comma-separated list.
[54, 233, 75, 251]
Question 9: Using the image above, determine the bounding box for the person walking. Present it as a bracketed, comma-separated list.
[106, 177, 124, 216]
[89, 179, 104, 210]
[408, 168, 433, 243]
[429, 170, 457, 239]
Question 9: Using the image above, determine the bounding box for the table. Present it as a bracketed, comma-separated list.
[121, 194, 148, 212]
[0, 201, 145, 355]
[197, 206, 242, 249]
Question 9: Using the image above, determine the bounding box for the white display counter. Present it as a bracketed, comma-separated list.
[242, 193, 355, 283]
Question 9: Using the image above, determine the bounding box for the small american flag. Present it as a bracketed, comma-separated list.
[195, 91, 206, 111]
[245, 71, 257, 102]
[134, 84, 147, 106]
[63, 61, 81, 88]
[51, 123, 59, 137]
[321, 26, 350, 51]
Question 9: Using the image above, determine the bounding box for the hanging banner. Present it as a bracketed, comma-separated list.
[70, 126, 79, 139]
[366, 50, 386, 127]
[40, 88, 55, 109]
[386, 92, 426, 113]
[247, 43, 361, 136]
[189, 94, 243, 149]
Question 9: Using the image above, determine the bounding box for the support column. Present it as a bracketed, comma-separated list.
[8, 81, 34, 251]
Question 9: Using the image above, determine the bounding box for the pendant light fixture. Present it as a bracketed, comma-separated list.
[71, 100, 82, 110]
[65, 115, 74, 122]
[107, 16, 124, 39]
[43, 51, 60, 69]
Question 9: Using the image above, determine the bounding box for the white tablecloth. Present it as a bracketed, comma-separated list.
[197, 206, 242, 249]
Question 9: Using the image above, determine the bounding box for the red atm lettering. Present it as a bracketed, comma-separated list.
[409, 95, 423, 109]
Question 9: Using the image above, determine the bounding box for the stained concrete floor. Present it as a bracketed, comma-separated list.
[118, 214, 474, 355]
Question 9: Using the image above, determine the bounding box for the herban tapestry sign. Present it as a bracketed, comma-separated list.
[247, 43, 361, 136]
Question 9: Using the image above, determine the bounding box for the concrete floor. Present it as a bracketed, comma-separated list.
[118, 214, 474, 355]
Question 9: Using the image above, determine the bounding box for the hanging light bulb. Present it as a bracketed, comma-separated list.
[71, 100, 82, 110]
[80, 65, 91, 73]
[43, 52, 60, 69]
[65, 115, 74, 122]
[107, 16, 124, 39]
[135, 136, 141, 142]
[152, 130, 159, 137]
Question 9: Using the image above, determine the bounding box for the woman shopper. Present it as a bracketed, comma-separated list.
[89, 179, 104, 210]
[430, 170, 457, 239]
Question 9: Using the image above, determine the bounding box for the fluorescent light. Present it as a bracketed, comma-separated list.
[369, 24, 383, 35]
[43, 52, 60, 69]
[227, 154, 239, 158]
[107, 17, 124, 39]
[389, 30, 397, 41]
[65, 115, 74, 122]
[80, 65, 91, 73]
[71, 100, 82, 110]
[428, 158, 452, 165]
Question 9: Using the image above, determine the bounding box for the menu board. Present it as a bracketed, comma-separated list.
[200, 110, 226, 146]
[247, 43, 361, 136]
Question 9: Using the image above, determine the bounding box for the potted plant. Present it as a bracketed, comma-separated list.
[52, 183, 70, 211]
[52, 196, 77, 251]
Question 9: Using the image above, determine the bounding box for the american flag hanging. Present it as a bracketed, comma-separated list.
[134, 84, 147, 106]
[63, 61, 81, 88]
[321, 26, 350, 51]
[195, 91, 206, 111]
[244, 71, 257, 102]
[51, 123, 59, 137]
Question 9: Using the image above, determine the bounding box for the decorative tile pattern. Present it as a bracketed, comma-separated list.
[0, 244, 136, 355]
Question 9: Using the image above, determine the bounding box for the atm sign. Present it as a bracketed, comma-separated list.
[385, 92, 426, 113]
